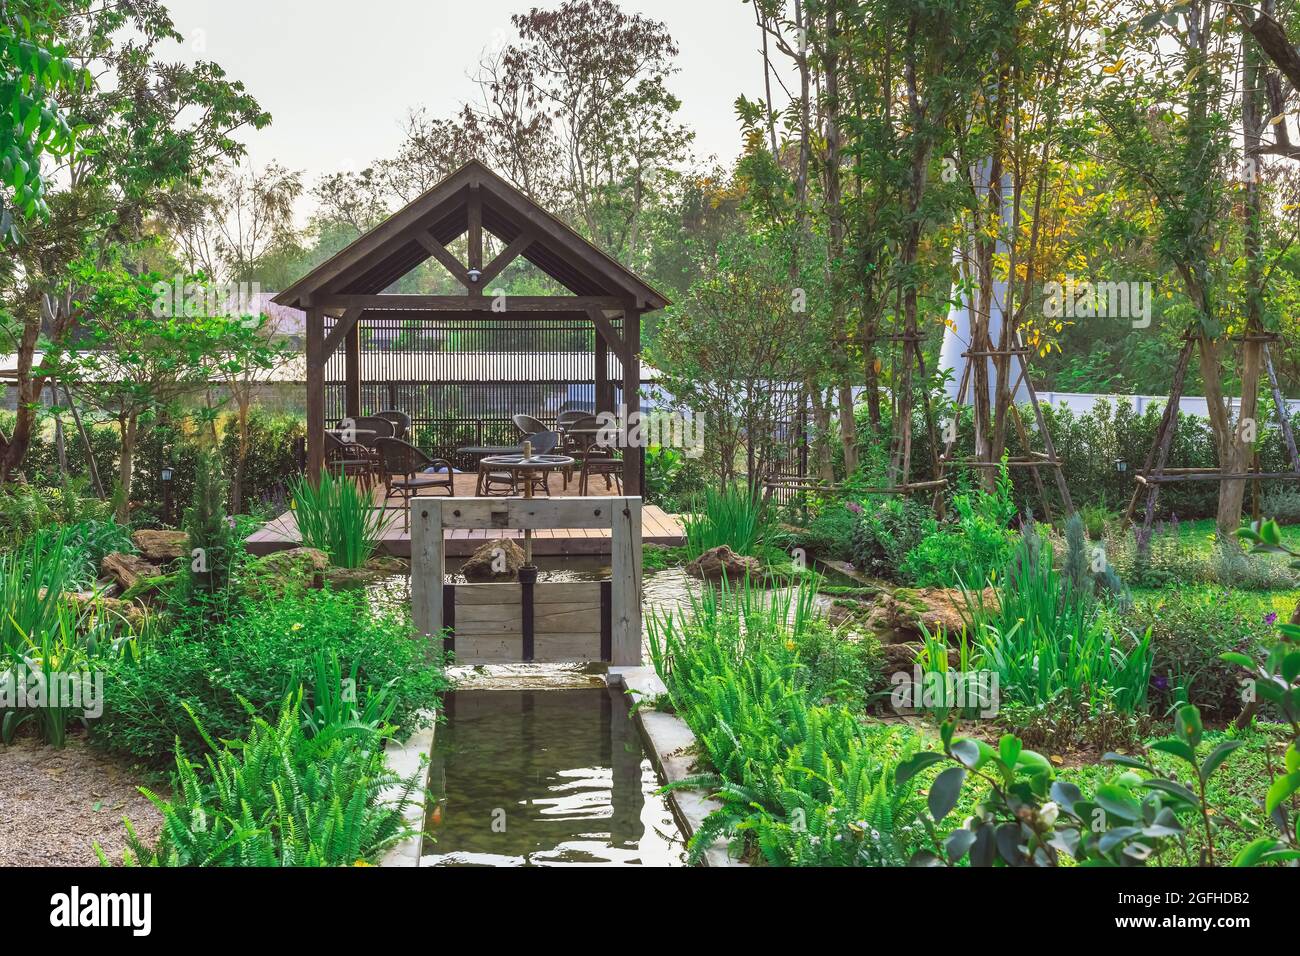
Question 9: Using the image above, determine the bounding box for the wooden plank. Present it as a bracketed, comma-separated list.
[440, 497, 618, 530]
[410, 499, 444, 642]
[467, 182, 483, 273]
[610, 497, 642, 666]
[321, 306, 364, 359]
[414, 231, 472, 287]
[344, 318, 361, 418]
[475, 230, 534, 289]
[454, 633, 603, 665]
[313, 294, 628, 312]
[586, 306, 626, 357]
[622, 304, 643, 496]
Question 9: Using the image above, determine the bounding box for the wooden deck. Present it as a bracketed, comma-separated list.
[244, 472, 685, 558]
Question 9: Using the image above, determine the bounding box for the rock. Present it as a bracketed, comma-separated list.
[239, 547, 330, 600]
[100, 552, 161, 592]
[63, 591, 148, 628]
[461, 539, 525, 582]
[323, 555, 409, 590]
[130, 530, 188, 563]
[684, 545, 763, 581]
[863, 586, 999, 643]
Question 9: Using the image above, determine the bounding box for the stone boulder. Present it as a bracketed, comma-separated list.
[863, 586, 999, 643]
[100, 552, 161, 592]
[130, 529, 188, 564]
[239, 547, 330, 601]
[64, 590, 148, 628]
[684, 545, 763, 581]
[324, 556, 409, 589]
[461, 539, 525, 582]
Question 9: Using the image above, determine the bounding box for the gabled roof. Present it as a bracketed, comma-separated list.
[274, 159, 669, 311]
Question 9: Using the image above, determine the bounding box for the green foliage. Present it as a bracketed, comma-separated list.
[110, 685, 421, 867]
[649, 578, 926, 865]
[0, 1, 87, 234]
[850, 496, 931, 580]
[963, 530, 1152, 713]
[289, 470, 384, 569]
[93, 589, 447, 766]
[180, 449, 236, 594]
[1126, 588, 1271, 718]
[0, 478, 110, 548]
[899, 463, 1018, 588]
[2, 599, 137, 748]
[683, 483, 772, 560]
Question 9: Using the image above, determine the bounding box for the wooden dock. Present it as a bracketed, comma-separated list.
[244, 474, 685, 558]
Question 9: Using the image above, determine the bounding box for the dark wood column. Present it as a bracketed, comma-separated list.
[305, 306, 326, 482]
[594, 325, 610, 415]
[344, 317, 362, 418]
[622, 302, 642, 497]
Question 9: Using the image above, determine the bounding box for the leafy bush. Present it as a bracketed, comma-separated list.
[792, 498, 860, 560]
[898, 464, 1018, 588]
[110, 683, 420, 866]
[290, 470, 384, 569]
[683, 484, 771, 559]
[93, 588, 447, 766]
[850, 496, 930, 580]
[962, 528, 1152, 714]
[1126, 589, 1273, 718]
[649, 578, 926, 865]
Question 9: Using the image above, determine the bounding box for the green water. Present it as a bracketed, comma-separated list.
[421, 687, 687, 866]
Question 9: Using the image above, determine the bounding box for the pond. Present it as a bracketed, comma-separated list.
[420, 686, 686, 866]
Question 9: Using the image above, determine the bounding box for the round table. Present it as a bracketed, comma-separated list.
[478, 453, 575, 564]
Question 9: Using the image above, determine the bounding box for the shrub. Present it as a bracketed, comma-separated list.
[648, 578, 926, 865]
[93, 589, 447, 766]
[850, 496, 930, 580]
[110, 682, 420, 866]
[1125, 588, 1272, 718]
[898, 464, 1018, 588]
[793, 498, 860, 561]
[962, 529, 1153, 714]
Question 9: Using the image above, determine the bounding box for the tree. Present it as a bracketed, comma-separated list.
[0, 0, 87, 239]
[50, 254, 215, 519]
[0, 0, 268, 482]
[651, 234, 811, 489]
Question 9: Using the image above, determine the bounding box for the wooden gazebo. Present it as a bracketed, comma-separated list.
[273, 159, 669, 496]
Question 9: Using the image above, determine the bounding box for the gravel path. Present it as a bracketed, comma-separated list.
[0, 737, 164, 866]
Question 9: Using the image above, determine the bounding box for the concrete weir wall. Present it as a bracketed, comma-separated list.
[607, 666, 745, 868]
[380, 713, 436, 867]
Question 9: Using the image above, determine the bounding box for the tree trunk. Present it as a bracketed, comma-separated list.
[116, 414, 138, 523]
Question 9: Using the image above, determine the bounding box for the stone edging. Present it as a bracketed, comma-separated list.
[607, 667, 745, 867]
[379, 711, 436, 867]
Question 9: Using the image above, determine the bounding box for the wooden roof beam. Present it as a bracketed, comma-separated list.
[414, 232, 472, 288]
[314, 294, 627, 312]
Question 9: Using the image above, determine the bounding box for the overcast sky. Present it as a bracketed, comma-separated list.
[163, 0, 768, 220]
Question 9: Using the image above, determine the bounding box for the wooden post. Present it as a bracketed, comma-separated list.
[622, 304, 642, 496]
[609, 496, 642, 666]
[305, 306, 326, 482]
[410, 498, 445, 642]
[594, 325, 610, 415]
[344, 317, 362, 419]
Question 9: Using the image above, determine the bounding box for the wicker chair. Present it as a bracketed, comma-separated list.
[579, 449, 623, 496]
[476, 431, 560, 497]
[512, 413, 547, 438]
[372, 437, 454, 530]
[374, 410, 411, 440]
[324, 432, 380, 488]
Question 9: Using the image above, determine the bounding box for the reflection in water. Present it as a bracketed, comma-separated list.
[421, 687, 686, 866]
